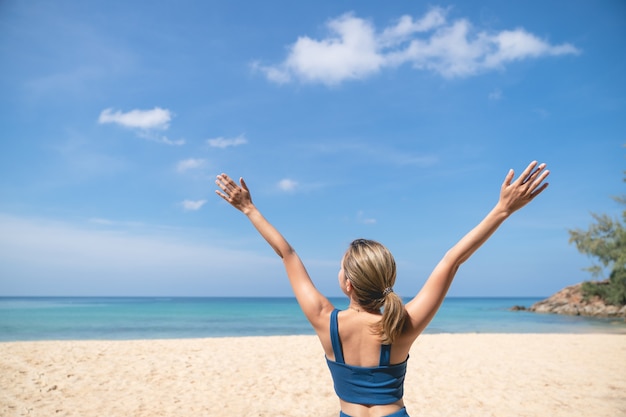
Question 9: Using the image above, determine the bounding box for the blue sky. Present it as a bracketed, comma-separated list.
[1, 0, 624, 297]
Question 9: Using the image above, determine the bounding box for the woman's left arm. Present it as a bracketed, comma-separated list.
[215, 174, 334, 330]
[404, 161, 550, 335]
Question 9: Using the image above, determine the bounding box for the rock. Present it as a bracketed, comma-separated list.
[528, 281, 626, 318]
[510, 305, 527, 311]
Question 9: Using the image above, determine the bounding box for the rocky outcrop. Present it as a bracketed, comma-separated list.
[525, 281, 626, 318]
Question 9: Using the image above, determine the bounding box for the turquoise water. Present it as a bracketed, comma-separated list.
[0, 297, 624, 341]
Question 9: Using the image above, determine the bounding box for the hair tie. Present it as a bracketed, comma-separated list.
[383, 287, 393, 296]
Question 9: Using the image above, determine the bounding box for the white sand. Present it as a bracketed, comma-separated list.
[1, 334, 625, 417]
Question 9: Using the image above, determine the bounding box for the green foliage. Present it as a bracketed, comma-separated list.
[568, 172, 626, 306]
[580, 268, 626, 305]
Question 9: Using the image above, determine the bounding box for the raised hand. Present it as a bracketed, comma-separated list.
[215, 173, 254, 213]
[498, 161, 550, 214]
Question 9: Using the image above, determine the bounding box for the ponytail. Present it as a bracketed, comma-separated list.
[376, 290, 406, 345]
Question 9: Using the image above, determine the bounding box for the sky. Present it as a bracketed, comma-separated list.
[0, 0, 624, 298]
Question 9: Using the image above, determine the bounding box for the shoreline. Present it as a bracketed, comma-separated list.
[2, 326, 626, 344]
[2, 334, 625, 417]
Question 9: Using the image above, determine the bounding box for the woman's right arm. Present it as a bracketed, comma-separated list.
[215, 174, 334, 330]
[404, 161, 550, 335]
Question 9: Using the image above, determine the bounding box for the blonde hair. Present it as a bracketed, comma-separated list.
[343, 239, 406, 344]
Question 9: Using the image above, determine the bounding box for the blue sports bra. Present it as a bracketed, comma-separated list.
[325, 309, 408, 405]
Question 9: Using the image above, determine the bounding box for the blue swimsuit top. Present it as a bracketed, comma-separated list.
[325, 309, 408, 405]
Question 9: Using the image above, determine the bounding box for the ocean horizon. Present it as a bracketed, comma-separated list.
[1, 296, 625, 342]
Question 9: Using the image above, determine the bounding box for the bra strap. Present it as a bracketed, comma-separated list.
[329, 309, 345, 364]
[380, 344, 391, 366]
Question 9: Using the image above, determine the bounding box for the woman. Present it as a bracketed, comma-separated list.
[215, 161, 549, 417]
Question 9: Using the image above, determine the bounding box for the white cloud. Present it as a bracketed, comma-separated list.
[277, 178, 298, 192]
[207, 135, 248, 149]
[177, 158, 207, 173]
[481, 29, 580, 70]
[162, 137, 185, 146]
[378, 7, 448, 47]
[256, 7, 580, 85]
[98, 107, 171, 130]
[256, 13, 382, 85]
[98, 107, 184, 146]
[181, 199, 207, 211]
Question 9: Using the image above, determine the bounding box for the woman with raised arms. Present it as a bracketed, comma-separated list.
[215, 161, 549, 417]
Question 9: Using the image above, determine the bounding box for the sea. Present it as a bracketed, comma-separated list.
[1, 297, 624, 342]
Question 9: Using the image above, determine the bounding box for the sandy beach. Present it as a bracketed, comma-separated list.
[1, 334, 624, 417]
